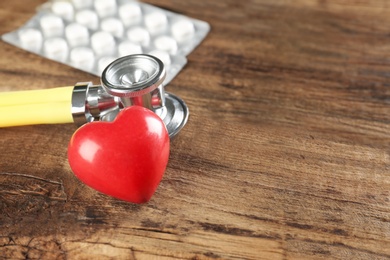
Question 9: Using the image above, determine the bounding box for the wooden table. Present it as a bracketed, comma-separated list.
[1, 0, 389, 259]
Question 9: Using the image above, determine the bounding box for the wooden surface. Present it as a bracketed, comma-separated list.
[0, 0, 390, 259]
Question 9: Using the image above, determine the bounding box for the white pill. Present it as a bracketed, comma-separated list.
[101, 18, 124, 38]
[118, 41, 142, 57]
[71, 0, 93, 9]
[98, 56, 117, 74]
[94, 0, 117, 18]
[148, 50, 171, 66]
[40, 14, 64, 38]
[44, 38, 68, 62]
[154, 36, 177, 54]
[51, 1, 74, 21]
[119, 3, 142, 26]
[91, 31, 116, 56]
[75, 10, 99, 30]
[144, 12, 167, 33]
[18, 28, 43, 52]
[171, 19, 195, 42]
[127, 27, 150, 46]
[65, 23, 89, 47]
[70, 47, 95, 70]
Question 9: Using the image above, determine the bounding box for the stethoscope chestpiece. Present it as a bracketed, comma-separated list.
[101, 54, 166, 109]
[71, 54, 189, 138]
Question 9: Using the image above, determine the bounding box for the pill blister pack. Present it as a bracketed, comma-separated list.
[2, 0, 210, 84]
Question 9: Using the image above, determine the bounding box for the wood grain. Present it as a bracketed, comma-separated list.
[0, 0, 389, 259]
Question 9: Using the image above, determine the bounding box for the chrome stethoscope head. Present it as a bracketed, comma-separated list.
[71, 54, 189, 138]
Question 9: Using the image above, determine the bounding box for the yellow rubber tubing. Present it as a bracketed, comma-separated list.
[0, 86, 73, 107]
[0, 101, 74, 127]
[0, 87, 74, 127]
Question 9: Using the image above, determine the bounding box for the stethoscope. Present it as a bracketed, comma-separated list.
[0, 54, 189, 138]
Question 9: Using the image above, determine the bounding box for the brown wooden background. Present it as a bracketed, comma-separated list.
[1, 0, 390, 259]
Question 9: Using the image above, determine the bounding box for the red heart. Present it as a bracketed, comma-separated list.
[68, 106, 170, 203]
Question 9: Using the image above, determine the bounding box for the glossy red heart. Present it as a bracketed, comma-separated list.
[68, 106, 170, 204]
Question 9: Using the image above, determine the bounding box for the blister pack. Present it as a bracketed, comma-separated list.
[2, 0, 210, 84]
